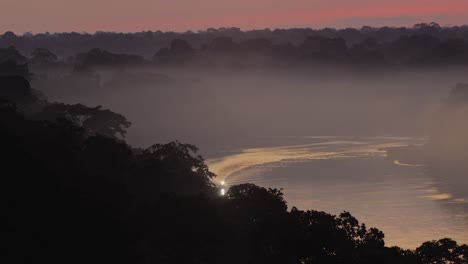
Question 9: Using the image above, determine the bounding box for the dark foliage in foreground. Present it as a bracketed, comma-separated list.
[2, 75, 468, 263]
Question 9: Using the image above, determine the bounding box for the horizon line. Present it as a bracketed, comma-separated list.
[3, 22, 467, 36]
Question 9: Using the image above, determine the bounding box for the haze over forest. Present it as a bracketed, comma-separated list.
[2, 20, 468, 263]
[3, 23, 468, 150]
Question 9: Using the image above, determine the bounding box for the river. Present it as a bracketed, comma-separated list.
[207, 136, 468, 249]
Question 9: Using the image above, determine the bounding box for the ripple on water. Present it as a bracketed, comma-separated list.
[207, 137, 468, 249]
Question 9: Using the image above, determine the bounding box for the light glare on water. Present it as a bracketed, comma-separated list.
[208, 136, 468, 249]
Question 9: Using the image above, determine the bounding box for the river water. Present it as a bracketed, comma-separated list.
[207, 136, 468, 249]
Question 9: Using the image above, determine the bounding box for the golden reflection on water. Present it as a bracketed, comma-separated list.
[208, 138, 410, 184]
[207, 136, 468, 249]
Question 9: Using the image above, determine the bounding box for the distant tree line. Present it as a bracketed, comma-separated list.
[2, 61, 468, 263]
[2, 23, 468, 70]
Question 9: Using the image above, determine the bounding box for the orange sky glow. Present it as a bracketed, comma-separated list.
[1, 0, 468, 33]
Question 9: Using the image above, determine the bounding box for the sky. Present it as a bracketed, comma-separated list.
[1, 0, 468, 33]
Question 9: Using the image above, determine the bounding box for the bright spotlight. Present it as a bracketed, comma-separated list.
[220, 188, 226, 196]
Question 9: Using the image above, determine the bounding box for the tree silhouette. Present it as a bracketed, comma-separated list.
[128, 141, 217, 205]
[36, 103, 131, 139]
[0, 46, 27, 64]
[3, 57, 468, 264]
[153, 39, 195, 65]
[299, 36, 349, 63]
[1, 103, 129, 264]
[29, 48, 58, 67]
[75, 48, 144, 70]
[0, 60, 31, 79]
[0, 75, 37, 104]
[207, 36, 238, 54]
[416, 238, 467, 264]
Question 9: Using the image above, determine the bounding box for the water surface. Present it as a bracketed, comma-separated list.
[207, 136, 468, 249]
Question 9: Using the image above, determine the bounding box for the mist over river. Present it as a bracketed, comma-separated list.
[207, 136, 468, 249]
[7, 8, 468, 262]
[34, 68, 468, 249]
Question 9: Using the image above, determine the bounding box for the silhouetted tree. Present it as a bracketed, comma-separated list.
[239, 38, 272, 54]
[75, 48, 145, 70]
[0, 75, 37, 104]
[300, 36, 349, 63]
[426, 39, 468, 65]
[3, 70, 468, 264]
[0, 60, 31, 79]
[153, 39, 195, 65]
[0, 46, 27, 64]
[1, 104, 130, 264]
[416, 238, 467, 264]
[350, 37, 386, 65]
[208, 36, 238, 53]
[271, 42, 298, 62]
[36, 103, 131, 139]
[386, 34, 440, 65]
[128, 141, 217, 204]
[29, 48, 58, 67]
[223, 184, 295, 263]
